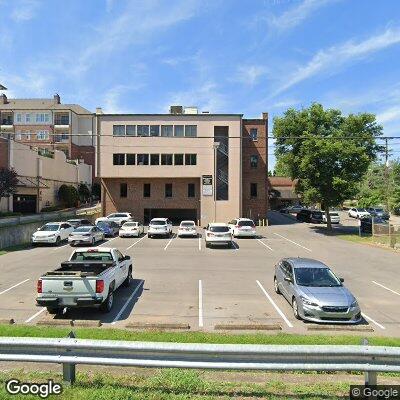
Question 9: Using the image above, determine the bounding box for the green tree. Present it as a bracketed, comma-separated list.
[58, 184, 79, 208]
[0, 167, 18, 199]
[91, 182, 101, 199]
[273, 103, 383, 229]
[273, 154, 291, 177]
[78, 183, 90, 202]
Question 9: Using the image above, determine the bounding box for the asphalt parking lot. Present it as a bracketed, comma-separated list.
[0, 211, 399, 336]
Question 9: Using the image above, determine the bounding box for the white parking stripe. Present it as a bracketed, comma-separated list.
[273, 233, 312, 252]
[164, 235, 175, 251]
[126, 235, 147, 250]
[25, 307, 46, 323]
[53, 243, 70, 251]
[232, 241, 239, 251]
[0, 279, 30, 295]
[362, 312, 386, 330]
[111, 280, 144, 324]
[372, 281, 400, 296]
[256, 280, 293, 328]
[198, 280, 203, 328]
[257, 239, 274, 251]
[99, 237, 117, 247]
[198, 237, 202, 251]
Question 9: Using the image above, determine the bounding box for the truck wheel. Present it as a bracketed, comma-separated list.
[55, 237, 61, 246]
[100, 290, 114, 313]
[46, 307, 61, 315]
[123, 267, 132, 287]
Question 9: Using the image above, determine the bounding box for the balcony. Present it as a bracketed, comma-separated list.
[54, 134, 70, 143]
[54, 114, 70, 128]
[0, 113, 13, 130]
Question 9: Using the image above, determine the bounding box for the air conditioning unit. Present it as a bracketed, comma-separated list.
[184, 106, 198, 115]
[170, 105, 183, 114]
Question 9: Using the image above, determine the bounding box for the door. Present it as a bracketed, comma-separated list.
[281, 262, 294, 301]
[114, 249, 127, 286]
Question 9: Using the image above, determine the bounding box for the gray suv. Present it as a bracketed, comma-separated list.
[274, 258, 361, 324]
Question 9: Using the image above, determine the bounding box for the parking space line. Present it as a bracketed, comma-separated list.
[164, 234, 176, 251]
[232, 241, 239, 251]
[111, 280, 144, 324]
[126, 235, 147, 250]
[25, 307, 46, 323]
[99, 237, 118, 247]
[0, 279, 30, 295]
[53, 243, 70, 251]
[199, 280, 203, 328]
[198, 237, 202, 251]
[256, 280, 293, 328]
[372, 281, 400, 296]
[257, 239, 274, 251]
[362, 312, 386, 330]
[273, 233, 312, 252]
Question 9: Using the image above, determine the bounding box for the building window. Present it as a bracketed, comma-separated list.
[23, 132, 31, 140]
[188, 183, 195, 198]
[150, 125, 160, 137]
[250, 155, 258, 169]
[137, 154, 149, 165]
[137, 125, 149, 137]
[185, 125, 197, 137]
[126, 154, 135, 165]
[143, 183, 151, 198]
[16, 113, 22, 123]
[120, 183, 128, 198]
[185, 154, 197, 165]
[25, 113, 31, 123]
[36, 130, 49, 140]
[165, 183, 172, 198]
[174, 125, 184, 137]
[45, 113, 50, 123]
[250, 128, 258, 141]
[35, 113, 49, 123]
[15, 132, 22, 140]
[113, 125, 125, 136]
[174, 154, 184, 165]
[161, 125, 173, 137]
[161, 154, 173, 165]
[150, 154, 160, 165]
[126, 125, 136, 136]
[113, 153, 125, 165]
[250, 183, 258, 198]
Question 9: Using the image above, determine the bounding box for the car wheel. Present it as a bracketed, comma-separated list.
[205, 241, 209, 248]
[274, 277, 281, 294]
[123, 268, 132, 287]
[55, 236, 61, 246]
[100, 290, 114, 313]
[292, 298, 301, 320]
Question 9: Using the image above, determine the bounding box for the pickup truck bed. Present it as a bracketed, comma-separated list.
[43, 261, 115, 277]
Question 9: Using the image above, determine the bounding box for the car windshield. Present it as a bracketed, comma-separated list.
[294, 267, 341, 287]
[209, 226, 229, 232]
[123, 222, 138, 227]
[150, 221, 166, 226]
[39, 224, 59, 231]
[330, 212, 339, 216]
[357, 208, 367, 212]
[238, 221, 254, 227]
[112, 213, 128, 218]
[374, 208, 384, 212]
[73, 226, 92, 233]
[181, 222, 195, 227]
[97, 221, 110, 228]
[71, 251, 113, 261]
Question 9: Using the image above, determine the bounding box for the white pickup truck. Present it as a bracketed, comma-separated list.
[36, 247, 133, 314]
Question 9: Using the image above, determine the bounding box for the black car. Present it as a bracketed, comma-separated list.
[366, 207, 390, 220]
[360, 216, 388, 234]
[66, 218, 93, 229]
[296, 209, 323, 223]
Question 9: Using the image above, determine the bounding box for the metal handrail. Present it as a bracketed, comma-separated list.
[0, 337, 399, 385]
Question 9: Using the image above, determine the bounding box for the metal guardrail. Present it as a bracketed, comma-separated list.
[0, 337, 399, 385]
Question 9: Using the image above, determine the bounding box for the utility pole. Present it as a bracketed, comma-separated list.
[384, 138, 390, 213]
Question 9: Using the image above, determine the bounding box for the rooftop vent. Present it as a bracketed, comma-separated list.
[54, 93, 61, 104]
[170, 105, 184, 114]
[184, 106, 198, 115]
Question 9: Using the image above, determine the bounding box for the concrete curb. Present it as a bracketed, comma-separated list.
[0, 319, 15, 325]
[214, 323, 282, 331]
[125, 322, 190, 330]
[306, 325, 374, 333]
[36, 319, 102, 327]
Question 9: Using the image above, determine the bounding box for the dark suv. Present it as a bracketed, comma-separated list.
[296, 209, 323, 223]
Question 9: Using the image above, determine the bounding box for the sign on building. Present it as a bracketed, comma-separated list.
[202, 175, 213, 196]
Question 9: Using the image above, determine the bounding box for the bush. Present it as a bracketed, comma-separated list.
[40, 206, 64, 212]
[58, 184, 79, 208]
[91, 183, 101, 199]
[78, 183, 91, 202]
[0, 212, 22, 218]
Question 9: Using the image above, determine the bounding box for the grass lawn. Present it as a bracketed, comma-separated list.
[0, 243, 31, 256]
[337, 234, 375, 245]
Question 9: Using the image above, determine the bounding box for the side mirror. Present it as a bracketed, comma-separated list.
[284, 277, 293, 283]
[124, 255, 131, 261]
[340, 278, 344, 283]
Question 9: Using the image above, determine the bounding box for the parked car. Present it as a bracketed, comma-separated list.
[105, 212, 134, 226]
[348, 208, 370, 219]
[360, 216, 388, 234]
[119, 221, 144, 238]
[204, 223, 233, 248]
[66, 219, 93, 229]
[68, 225, 105, 246]
[322, 211, 341, 224]
[96, 220, 120, 237]
[31, 222, 74, 246]
[296, 209, 323, 223]
[177, 221, 198, 237]
[147, 218, 173, 238]
[36, 247, 133, 314]
[274, 258, 361, 324]
[366, 207, 390, 220]
[227, 218, 257, 237]
[280, 205, 303, 214]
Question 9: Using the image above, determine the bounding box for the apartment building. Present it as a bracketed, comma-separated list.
[0, 93, 95, 175]
[0, 137, 92, 213]
[97, 106, 268, 224]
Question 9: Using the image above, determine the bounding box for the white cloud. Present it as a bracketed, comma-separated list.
[274, 26, 400, 96]
[269, 0, 338, 34]
[376, 107, 400, 125]
[11, 0, 40, 22]
[103, 82, 145, 114]
[234, 65, 268, 86]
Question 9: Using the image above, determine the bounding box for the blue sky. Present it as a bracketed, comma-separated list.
[1, 0, 400, 169]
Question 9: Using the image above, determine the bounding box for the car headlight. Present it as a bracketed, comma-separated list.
[300, 296, 319, 307]
[350, 300, 359, 308]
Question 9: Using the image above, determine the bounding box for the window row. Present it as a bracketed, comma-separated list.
[15, 130, 50, 141]
[113, 124, 197, 138]
[113, 153, 197, 166]
[15, 113, 52, 124]
[120, 183, 196, 198]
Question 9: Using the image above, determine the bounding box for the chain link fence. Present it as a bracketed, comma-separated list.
[372, 221, 400, 249]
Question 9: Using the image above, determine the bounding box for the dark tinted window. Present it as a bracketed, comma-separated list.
[150, 154, 160, 165]
[161, 125, 173, 137]
[174, 154, 184, 165]
[113, 125, 125, 136]
[113, 153, 125, 165]
[137, 125, 149, 136]
[165, 183, 172, 198]
[120, 183, 127, 198]
[174, 125, 184, 137]
[250, 155, 258, 168]
[161, 154, 173, 165]
[143, 183, 150, 198]
[126, 125, 136, 136]
[250, 183, 257, 198]
[150, 125, 160, 136]
[137, 154, 149, 165]
[294, 267, 341, 287]
[188, 183, 195, 197]
[209, 226, 230, 232]
[238, 220, 255, 227]
[185, 154, 197, 165]
[185, 125, 197, 137]
[126, 154, 135, 165]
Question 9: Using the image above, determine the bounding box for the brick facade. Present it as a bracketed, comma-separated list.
[71, 143, 96, 181]
[241, 117, 268, 220]
[0, 139, 9, 169]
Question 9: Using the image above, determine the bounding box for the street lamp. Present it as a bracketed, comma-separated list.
[213, 142, 220, 222]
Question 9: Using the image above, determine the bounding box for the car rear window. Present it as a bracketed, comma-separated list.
[150, 221, 166, 226]
[238, 221, 255, 227]
[330, 212, 339, 216]
[71, 251, 113, 261]
[181, 222, 195, 227]
[209, 226, 229, 232]
[74, 226, 92, 232]
[39, 224, 60, 231]
[123, 222, 138, 227]
[114, 213, 128, 217]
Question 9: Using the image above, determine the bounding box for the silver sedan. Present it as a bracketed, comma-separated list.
[274, 258, 361, 324]
[68, 226, 105, 246]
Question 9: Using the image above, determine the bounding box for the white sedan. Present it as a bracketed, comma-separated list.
[348, 208, 370, 219]
[105, 212, 134, 226]
[68, 226, 105, 246]
[119, 221, 144, 238]
[31, 222, 74, 246]
[177, 221, 198, 237]
[205, 223, 233, 248]
[228, 218, 257, 238]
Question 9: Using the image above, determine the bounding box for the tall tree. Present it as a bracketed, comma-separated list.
[273, 154, 291, 177]
[0, 167, 18, 199]
[273, 103, 383, 229]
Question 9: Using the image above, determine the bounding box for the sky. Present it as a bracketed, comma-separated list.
[1, 0, 400, 169]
